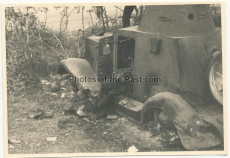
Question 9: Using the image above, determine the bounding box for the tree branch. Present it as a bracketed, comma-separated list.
[38, 39, 63, 57]
[67, 8, 75, 16]
[52, 33, 68, 57]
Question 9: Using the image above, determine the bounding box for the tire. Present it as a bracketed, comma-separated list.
[208, 52, 223, 105]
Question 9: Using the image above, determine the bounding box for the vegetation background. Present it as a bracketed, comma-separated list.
[5, 6, 139, 97]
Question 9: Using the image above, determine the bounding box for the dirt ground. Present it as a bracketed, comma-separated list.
[7, 96, 188, 154]
[7, 75, 189, 154]
[7, 75, 223, 154]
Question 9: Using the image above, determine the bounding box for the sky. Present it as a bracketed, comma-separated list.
[35, 4, 220, 32]
[36, 5, 124, 32]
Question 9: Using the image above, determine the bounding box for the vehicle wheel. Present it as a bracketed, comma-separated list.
[208, 53, 223, 105]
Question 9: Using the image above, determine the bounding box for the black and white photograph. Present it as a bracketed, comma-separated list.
[1, 1, 227, 157]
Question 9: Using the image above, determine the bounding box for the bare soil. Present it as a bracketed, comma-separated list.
[7, 75, 223, 154]
[8, 97, 187, 154]
[7, 76, 186, 154]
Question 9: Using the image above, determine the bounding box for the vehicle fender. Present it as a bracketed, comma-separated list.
[58, 58, 101, 97]
[140, 92, 223, 150]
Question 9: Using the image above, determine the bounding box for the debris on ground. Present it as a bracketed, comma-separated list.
[61, 93, 66, 99]
[76, 110, 88, 118]
[119, 99, 129, 105]
[77, 91, 87, 99]
[47, 137, 57, 142]
[61, 74, 70, 80]
[11, 73, 190, 153]
[9, 145, 15, 149]
[158, 127, 180, 146]
[51, 93, 59, 99]
[60, 80, 67, 87]
[69, 91, 75, 99]
[8, 139, 22, 144]
[44, 109, 53, 118]
[28, 109, 44, 119]
[51, 81, 60, 92]
[64, 103, 73, 112]
[107, 114, 118, 120]
[57, 116, 77, 129]
[82, 118, 90, 123]
[41, 80, 51, 88]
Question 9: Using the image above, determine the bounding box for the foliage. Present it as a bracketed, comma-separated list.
[5, 7, 82, 96]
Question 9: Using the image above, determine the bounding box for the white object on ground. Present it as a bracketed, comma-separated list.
[127, 145, 138, 152]
[47, 137, 57, 142]
[61, 93, 66, 99]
